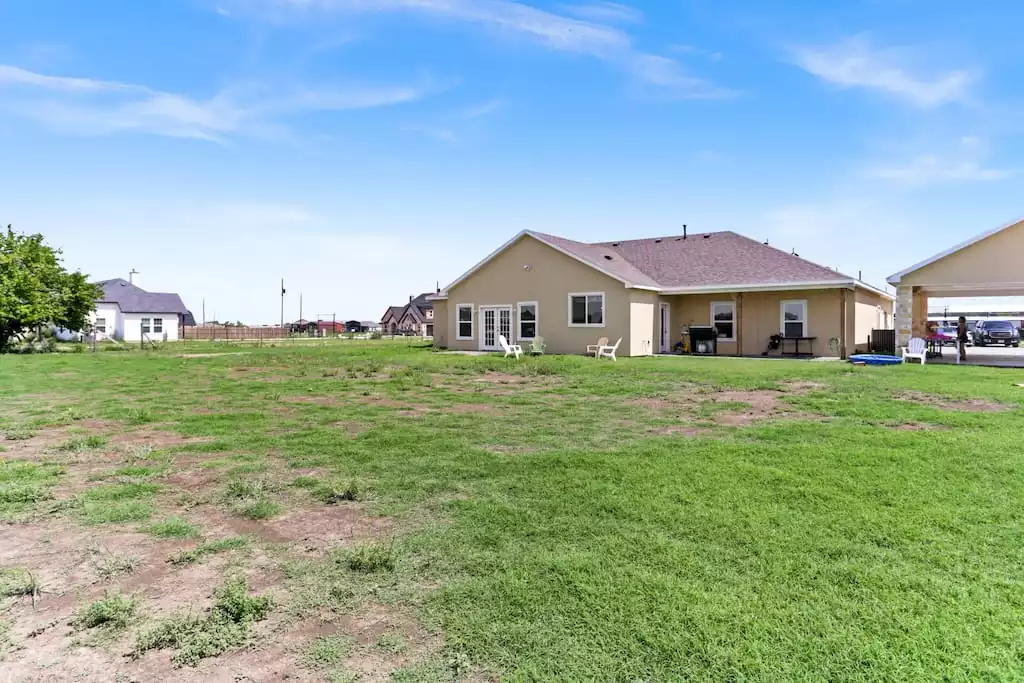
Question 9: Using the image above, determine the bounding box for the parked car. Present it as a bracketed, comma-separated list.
[973, 320, 1020, 347]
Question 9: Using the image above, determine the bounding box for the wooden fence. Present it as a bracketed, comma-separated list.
[183, 325, 292, 341]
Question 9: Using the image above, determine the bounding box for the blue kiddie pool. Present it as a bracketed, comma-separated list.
[849, 354, 902, 366]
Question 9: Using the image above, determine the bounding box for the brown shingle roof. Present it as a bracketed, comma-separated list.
[594, 231, 851, 289]
[528, 231, 663, 289]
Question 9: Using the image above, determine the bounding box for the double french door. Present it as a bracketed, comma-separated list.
[479, 306, 513, 351]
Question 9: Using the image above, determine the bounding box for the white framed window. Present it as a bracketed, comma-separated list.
[153, 318, 163, 333]
[568, 292, 605, 327]
[710, 301, 736, 342]
[518, 301, 538, 340]
[456, 304, 474, 340]
[781, 300, 808, 338]
[94, 318, 106, 333]
[141, 317, 151, 334]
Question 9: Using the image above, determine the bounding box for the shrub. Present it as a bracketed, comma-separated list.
[71, 593, 138, 630]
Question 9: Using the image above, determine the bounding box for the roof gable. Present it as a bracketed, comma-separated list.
[887, 216, 1024, 284]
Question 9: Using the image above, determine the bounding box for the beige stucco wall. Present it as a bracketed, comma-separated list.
[852, 289, 894, 352]
[436, 234, 634, 355]
[629, 290, 658, 356]
[898, 219, 1024, 291]
[668, 289, 847, 356]
[432, 299, 449, 347]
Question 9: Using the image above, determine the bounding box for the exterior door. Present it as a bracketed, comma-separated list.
[660, 303, 671, 353]
[479, 306, 513, 351]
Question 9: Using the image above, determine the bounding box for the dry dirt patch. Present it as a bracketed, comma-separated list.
[629, 388, 815, 429]
[897, 391, 1009, 413]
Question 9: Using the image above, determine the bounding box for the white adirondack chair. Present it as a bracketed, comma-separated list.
[499, 335, 523, 359]
[597, 337, 622, 361]
[902, 337, 927, 365]
[587, 337, 609, 357]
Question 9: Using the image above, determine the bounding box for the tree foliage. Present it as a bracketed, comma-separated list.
[0, 225, 101, 351]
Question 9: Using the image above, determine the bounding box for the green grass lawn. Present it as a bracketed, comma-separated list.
[1, 340, 1023, 681]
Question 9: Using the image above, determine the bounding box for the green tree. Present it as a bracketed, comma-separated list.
[0, 225, 101, 351]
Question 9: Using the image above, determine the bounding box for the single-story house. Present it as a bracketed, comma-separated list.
[888, 216, 1024, 348]
[361, 320, 382, 332]
[381, 294, 436, 337]
[430, 229, 893, 358]
[92, 278, 193, 342]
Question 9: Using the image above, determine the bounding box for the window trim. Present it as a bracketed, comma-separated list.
[780, 299, 808, 338]
[567, 292, 606, 328]
[94, 317, 106, 333]
[153, 317, 163, 334]
[710, 300, 737, 343]
[456, 303, 475, 341]
[517, 301, 539, 340]
[141, 317, 151, 334]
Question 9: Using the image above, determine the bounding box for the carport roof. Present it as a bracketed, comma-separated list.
[887, 216, 1024, 285]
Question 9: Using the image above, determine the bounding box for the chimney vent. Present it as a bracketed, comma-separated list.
[409, 295, 413, 303]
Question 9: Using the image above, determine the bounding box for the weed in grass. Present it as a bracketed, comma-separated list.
[122, 444, 155, 462]
[60, 406, 86, 422]
[126, 406, 155, 424]
[132, 575, 271, 667]
[89, 465, 164, 481]
[0, 484, 54, 505]
[71, 593, 138, 630]
[303, 635, 351, 668]
[310, 480, 360, 505]
[90, 548, 139, 581]
[340, 542, 395, 574]
[376, 631, 408, 655]
[290, 475, 320, 489]
[145, 516, 200, 539]
[2, 427, 36, 441]
[0, 568, 42, 601]
[168, 536, 249, 565]
[55, 435, 107, 453]
[79, 482, 161, 524]
[226, 462, 267, 476]
[236, 498, 281, 520]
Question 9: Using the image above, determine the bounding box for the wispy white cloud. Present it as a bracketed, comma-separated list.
[0, 64, 435, 141]
[868, 155, 1012, 184]
[400, 122, 460, 144]
[669, 44, 722, 61]
[560, 2, 643, 24]
[791, 36, 975, 107]
[462, 98, 504, 120]
[220, 0, 730, 98]
[865, 136, 1013, 185]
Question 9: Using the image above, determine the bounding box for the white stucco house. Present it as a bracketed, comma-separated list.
[91, 278, 194, 342]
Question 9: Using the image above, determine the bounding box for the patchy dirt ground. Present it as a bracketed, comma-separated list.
[896, 391, 1009, 413]
[0, 424, 440, 683]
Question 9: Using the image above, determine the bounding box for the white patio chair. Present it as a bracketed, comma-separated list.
[597, 337, 622, 361]
[499, 335, 523, 359]
[586, 337, 609, 357]
[902, 337, 927, 365]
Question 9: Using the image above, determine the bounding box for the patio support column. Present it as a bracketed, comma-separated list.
[895, 285, 914, 348]
[912, 288, 929, 339]
[736, 293, 743, 356]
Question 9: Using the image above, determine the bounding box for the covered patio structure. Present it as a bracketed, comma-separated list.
[888, 217, 1024, 361]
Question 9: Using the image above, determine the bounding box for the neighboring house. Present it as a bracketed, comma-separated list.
[888, 216, 1024, 348]
[92, 278, 193, 342]
[430, 230, 893, 358]
[380, 306, 405, 335]
[381, 294, 436, 337]
[361, 320, 382, 332]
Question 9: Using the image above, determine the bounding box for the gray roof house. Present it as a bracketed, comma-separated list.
[93, 279, 194, 342]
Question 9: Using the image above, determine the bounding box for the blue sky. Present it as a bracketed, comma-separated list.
[2, 0, 1023, 322]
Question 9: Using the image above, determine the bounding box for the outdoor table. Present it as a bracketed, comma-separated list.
[780, 337, 817, 357]
[926, 336, 945, 358]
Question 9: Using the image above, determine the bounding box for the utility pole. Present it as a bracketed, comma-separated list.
[202, 299, 206, 326]
[299, 293, 303, 324]
[280, 279, 286, 329]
